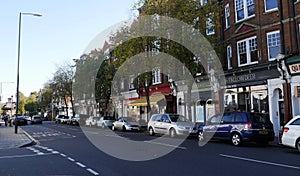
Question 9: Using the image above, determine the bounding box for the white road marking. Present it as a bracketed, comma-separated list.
[76, 162, 86, 168]
[87, 168, 99, 175]
[144, 141, 187, 150]
[220, 154, 300, 170]
[60, 153, 67, 157]
[0, 153, 53, 159]
[67, 157, 75, 162]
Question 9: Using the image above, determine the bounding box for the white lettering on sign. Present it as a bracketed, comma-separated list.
[226, 73, 256, 84]
[289, 63, 300, 74]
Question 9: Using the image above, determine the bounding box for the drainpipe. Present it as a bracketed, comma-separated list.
[292, 1, 299, 54]
[279, 0, 285, 54]
[277, 57, 291, 125]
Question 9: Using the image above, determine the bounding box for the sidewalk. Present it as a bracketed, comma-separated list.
[0, 125, 36, 149]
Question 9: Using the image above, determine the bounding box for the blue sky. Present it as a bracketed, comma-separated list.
[0, 0, 137, 102]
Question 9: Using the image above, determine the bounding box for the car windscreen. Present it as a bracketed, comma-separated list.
[103, 116, 115, 120]
[169, 115, 190, 122]
[249, 113, 271, 124]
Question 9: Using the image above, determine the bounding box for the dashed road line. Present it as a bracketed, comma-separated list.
[29, 145, 100, 175]
[76, 162, 86, 168]
[68, 157, 75, 162]
[87, 168, 99, 175]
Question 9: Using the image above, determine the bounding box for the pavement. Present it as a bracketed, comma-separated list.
[0, 124, 36, 149]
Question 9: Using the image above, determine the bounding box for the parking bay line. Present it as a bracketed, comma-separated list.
[220, 154, 300, 170]
[144, 141, 187, 150]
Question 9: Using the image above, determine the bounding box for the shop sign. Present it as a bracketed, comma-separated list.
[226, 73, 256, 84]
[289, 63, 300, 75]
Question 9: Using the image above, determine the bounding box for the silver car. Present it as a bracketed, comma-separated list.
[112, 117, 140, 131]
[147, 114, 197, 137]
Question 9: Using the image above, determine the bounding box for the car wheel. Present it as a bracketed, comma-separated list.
[122, 126, 126, 132]
[169, 128, 176, 138]
[89, 123, 92, 127]
[231, 133, 242, 146]
[149, 127, 155, 136]
[296, 138, 300, 153]
[101, 124, 105, 129]
[198, 131, 205, 142]
[112, 125, 116, 131]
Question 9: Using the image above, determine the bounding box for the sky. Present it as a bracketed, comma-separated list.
[0, 0, 138, 103]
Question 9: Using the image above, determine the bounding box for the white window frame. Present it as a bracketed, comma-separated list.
[152, 67, 161, 85]
[206, 13, 215, 35]
[267, 30, 280, 61]
[225, 3, 230, 29]
[235, 0, 255, 22]
[200, 0, 207, 6]
[129, 75, 135, 89]
[227, 45, 233, 69]
[264, 0, 278, 12]
[237, 36, 258, 67]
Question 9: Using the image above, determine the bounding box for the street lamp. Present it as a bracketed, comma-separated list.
[15, 12, 42, 134]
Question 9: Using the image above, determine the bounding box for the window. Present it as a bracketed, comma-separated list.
[225, 3, 230, 29]
[267, 31, 280, 61]
[265, 0, 278, 12]
[235, 0, 255, 22]
[200, 0, 207, 6]
[152, 67, 161, 84]
[291, 119, 300, 125]
[129, 75, 135, 89]
[206, 13, 215, 35]
[237, 36, 258, 66]
[227, 45, 232, 69]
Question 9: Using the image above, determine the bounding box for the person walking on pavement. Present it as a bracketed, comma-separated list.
[3, 115, 8, 127]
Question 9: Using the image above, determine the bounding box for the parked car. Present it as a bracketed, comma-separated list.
[12, 116, 28, 126]
[25, 116, 31, 122]
[60, 116, 72, 124]
[31, 115, 43, 124]
[282, 115, 300, 153]
[70, 114, 88, 126]
[147, 114, 197, 137]
[55, 115, 65, 123]
[198, 112, 275, 146]
[85, 116, 99, 127]
[112, 117, 141, 131]
[96, 116, 116, 129]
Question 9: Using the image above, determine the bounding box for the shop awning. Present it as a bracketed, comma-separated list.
[129, 95, 165, 106]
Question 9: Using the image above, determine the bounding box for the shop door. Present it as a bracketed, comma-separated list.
[278, 101, 285, 127]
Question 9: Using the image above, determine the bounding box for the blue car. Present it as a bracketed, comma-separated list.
[198, 112, 274, 146]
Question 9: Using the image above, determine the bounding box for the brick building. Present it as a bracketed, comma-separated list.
[217, 0, 300, 137]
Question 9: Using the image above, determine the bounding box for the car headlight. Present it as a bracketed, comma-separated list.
[178, 126, 185, 130]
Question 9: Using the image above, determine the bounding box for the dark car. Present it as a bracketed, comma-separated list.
[31, 115, 43, 124]
[198, 112, 274, 146]
[12, 116, 28, 126]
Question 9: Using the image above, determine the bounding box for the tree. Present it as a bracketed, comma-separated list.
[51, 62, 75, 117]
[17, 92, 26, 115]
[25, 92, 38, 115]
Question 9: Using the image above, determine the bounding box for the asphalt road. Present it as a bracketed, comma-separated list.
[0, 122, 299, 176]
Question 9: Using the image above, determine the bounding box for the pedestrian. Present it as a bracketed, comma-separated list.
[3, 115, 8, 127]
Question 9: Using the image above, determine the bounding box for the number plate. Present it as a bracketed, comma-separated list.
[259, 130, 268, 135]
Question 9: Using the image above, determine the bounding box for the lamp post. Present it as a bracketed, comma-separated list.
[15, 12, 42, 134]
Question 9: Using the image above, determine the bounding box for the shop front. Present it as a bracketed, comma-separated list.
[225, 63, 280, 126]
